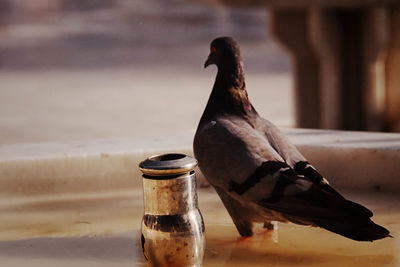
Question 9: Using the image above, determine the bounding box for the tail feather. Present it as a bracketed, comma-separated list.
[258, 178, 391, 241]
[314, 197, 391, 241]
[314, 218, 391, 241]
[314, 185, 390, 241]
[343, 199, 373, 218]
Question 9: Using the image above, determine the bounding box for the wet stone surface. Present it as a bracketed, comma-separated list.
[0, 188, 398, 266]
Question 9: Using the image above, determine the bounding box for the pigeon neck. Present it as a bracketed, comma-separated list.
[199, 62, 258, 125]
[216, 60, 245, 89]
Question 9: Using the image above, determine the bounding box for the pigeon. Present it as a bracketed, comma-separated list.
[193, 36, 390, 241]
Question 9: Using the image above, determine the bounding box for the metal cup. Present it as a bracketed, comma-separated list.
[139, 153, 205, 267]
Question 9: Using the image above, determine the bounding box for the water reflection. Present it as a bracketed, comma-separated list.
[204, 224, 395, 267]
[0, 188, 398, 266]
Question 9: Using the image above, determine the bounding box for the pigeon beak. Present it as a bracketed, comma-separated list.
[204, 55, 213, 68]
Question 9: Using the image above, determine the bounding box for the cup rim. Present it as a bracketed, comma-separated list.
[139, 153, 198, 176]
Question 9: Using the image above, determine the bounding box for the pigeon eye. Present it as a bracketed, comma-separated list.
[211, 46, 217, 53]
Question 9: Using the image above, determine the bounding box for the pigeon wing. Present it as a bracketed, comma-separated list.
[251, 117, 390, 241]
[194, 115, 285, 190]
[195, 115, 390, 241]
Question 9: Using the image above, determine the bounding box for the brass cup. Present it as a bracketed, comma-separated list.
[139, 153, 205, 267]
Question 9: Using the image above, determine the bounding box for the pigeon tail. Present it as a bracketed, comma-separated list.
[259, 183, 391, 242]
[311, 192, 390, 241]
[314, 218, 391, 241]
[312, 198, 391, 241]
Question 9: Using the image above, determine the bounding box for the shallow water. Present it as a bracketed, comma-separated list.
[0, 188, 398, 266]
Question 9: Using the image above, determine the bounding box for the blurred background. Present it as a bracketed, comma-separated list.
[0, 0, 293, 144]
[0, 0, 399, 145]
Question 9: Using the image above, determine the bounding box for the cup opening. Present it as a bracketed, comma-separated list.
[149, 153, 186, 162]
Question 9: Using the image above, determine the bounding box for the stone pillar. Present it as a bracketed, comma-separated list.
[270, 6, 400, 132]
[362, 7, 390, 131]
[340, 10, 366, 130]
[386, 7, 400, 131]
[269, 8, 319, 128]
[309, 9, 343, 129]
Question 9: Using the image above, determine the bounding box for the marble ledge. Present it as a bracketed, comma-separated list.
[0, 128, 399, 198]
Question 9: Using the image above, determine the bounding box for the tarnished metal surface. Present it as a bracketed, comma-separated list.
[139, 153, 205, 266]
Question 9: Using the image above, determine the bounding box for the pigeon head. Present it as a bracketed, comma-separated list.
[204, 37, 243, 72]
